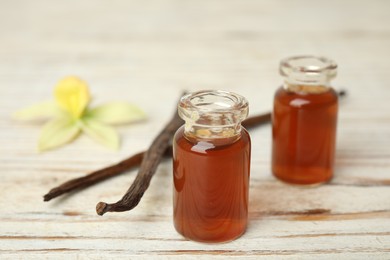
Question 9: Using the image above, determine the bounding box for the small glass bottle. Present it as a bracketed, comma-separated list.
[272, 55, 338, 185]
[173, 90, 251, 243]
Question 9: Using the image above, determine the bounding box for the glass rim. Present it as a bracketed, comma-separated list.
[179, 90, 249, 114]
[280, 55, 337, 75]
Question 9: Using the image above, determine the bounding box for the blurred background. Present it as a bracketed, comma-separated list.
[1, 0, 389, 114]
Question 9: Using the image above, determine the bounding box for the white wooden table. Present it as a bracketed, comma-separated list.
[1, 0, 389, 258]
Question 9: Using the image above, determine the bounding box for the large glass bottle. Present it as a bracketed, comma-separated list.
[272, 56, 338, 185]
[173, 90, 251, 243]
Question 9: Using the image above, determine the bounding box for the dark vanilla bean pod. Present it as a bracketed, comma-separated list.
[96, 109, 183, 215]
[43, 151, 143, 201]
[242, 113, 270, 129]
[43, 148, 171, 202]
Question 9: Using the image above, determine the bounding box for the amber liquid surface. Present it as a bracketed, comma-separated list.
[272, 87, 338, 185]
[173, 126, 251, 243]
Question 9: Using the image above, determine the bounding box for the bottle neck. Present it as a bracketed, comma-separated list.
[183, 118, 243, 140]
[283, 80, 331, 94]
[178, 90, 248, 141]
[280, 55, 337, 94]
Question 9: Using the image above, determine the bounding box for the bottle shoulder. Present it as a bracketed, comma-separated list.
[274, 86, 338, 108]
[174, 126, 250, 154]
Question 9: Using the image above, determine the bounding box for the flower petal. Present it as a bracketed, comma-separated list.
[79, 118, 119, 150]
[54, 76, 90, 119]
[13, 100, 63, 121]
[38, 117, 81, 152]
[86, 102, 146, 125]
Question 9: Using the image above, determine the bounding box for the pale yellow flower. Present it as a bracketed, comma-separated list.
[14, 76, 146, 151]
[54, 76, 90, 119]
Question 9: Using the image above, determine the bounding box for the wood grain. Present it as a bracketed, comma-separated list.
[0, 0, 389, 258]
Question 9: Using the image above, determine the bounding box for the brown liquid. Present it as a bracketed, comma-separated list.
[272, 86, 338, 185]
[173, 126, 251, 243]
